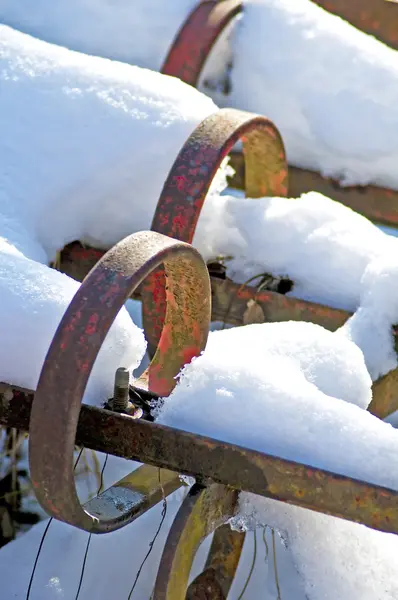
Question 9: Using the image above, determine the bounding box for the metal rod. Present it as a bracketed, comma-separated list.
[1, 389, 398, 535]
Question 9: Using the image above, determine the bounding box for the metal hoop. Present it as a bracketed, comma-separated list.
[29, 231, 211, 532]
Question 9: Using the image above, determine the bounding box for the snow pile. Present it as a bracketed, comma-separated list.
[155, 321, 398, 600]
[156, 322, 398, 487]
[224, 0, 398, 190]
[196, 190, 398, 312]
[3, 23, 398, 397]
[4, 0, 398, 191]
[2, 319, 398, 600]
[0, 24, 224, 402]
[0, 0, 198, 72]
[0, 25, 221, 260]
[234, 495, 398, 600]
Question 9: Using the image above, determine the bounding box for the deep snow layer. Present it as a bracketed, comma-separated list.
[0, 24, 221, 401]
[3, 0, 398, 190]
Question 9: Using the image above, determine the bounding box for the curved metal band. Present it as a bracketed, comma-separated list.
[29, 231, 211, 532]
[161, 0, 242, 87]
[143, 107, 287, 353]
[151, 107, 287, 242]
[153, 483, 240, 600]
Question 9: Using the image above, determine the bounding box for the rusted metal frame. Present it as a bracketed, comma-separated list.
[229, 151, 398, 229]
[29, 231, 211, 533]
[312, 0, 398, 50]
[2, 389, 398, 536]
[153, 483, 241, 600]
[161, 0, 242, 87]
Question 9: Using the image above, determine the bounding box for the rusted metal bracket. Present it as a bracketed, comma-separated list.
[161, 0, 398, 229]
[29, 231, 211, 532]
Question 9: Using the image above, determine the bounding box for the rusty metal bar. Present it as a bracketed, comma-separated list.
[229, 151, 398, 228]
[313, 0, 398, 50]
[29, 231, 211, 533]
[153, 483, 240, 600]
[186, 524, 246, 599]
[2, 389, 398, 535]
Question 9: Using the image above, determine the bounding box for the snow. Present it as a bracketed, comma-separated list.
[4, 24, 398, 398]
[2, 7, 398, 600]
[0, 25, 220, 259]
[221, 0, 398, 191]
[1, 319, 398, 600]
[156, 322, 397, 488]
[233, 495, 398, 600]
[0, 0, 198, 72]
[4, 0, 398, 192]
[0, 24, 223, 402]
[196, 190, 398, 312]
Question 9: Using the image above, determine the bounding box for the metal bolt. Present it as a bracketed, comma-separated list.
[112, 367, 130, 412]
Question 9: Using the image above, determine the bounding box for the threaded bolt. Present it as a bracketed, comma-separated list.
[112, 367, 130, 412]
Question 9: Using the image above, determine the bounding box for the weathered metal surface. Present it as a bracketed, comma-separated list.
[28, 231, 211, 532]
[143, 107, 287, 354]
[56, 243, 398, 418]
[186, 525, 246, 599]
[229, 151, 398, 228]
[161, 0, 242, 87]
[84, 465, 182, 530]
[210, 276, 350, 329]
[369, 366, 398, 419]
[151, 108, 287, 242]
[313, 0, 398, 50]
[162, 2, 398, 227]
[3, 389, 398, 535]
[153, 483, 239, 599]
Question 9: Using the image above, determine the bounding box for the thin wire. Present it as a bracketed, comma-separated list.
[127, 468, 167, 600]
[26, 447, 84, 600]
[271, 528, 282, 600]
[236, 529, 257, 600]
[262, 525, 269, 561]
[75, 453, 109, 600]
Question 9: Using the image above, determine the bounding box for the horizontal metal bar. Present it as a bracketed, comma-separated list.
[1, 387, 398, 535]
[229, 152, 398, 228]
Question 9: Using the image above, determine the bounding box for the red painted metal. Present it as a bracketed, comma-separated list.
[28, 231, 211, 532]
[143, 107, 287, 354]
[161, 0, 242, 87]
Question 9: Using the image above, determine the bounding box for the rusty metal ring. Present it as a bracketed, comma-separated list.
[29, 231, 211, 532]
[153, 483, 242, 600]
[151, 107, 287, 242]
[143, 107, 287, 354]
[161, 0, 242, 87]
